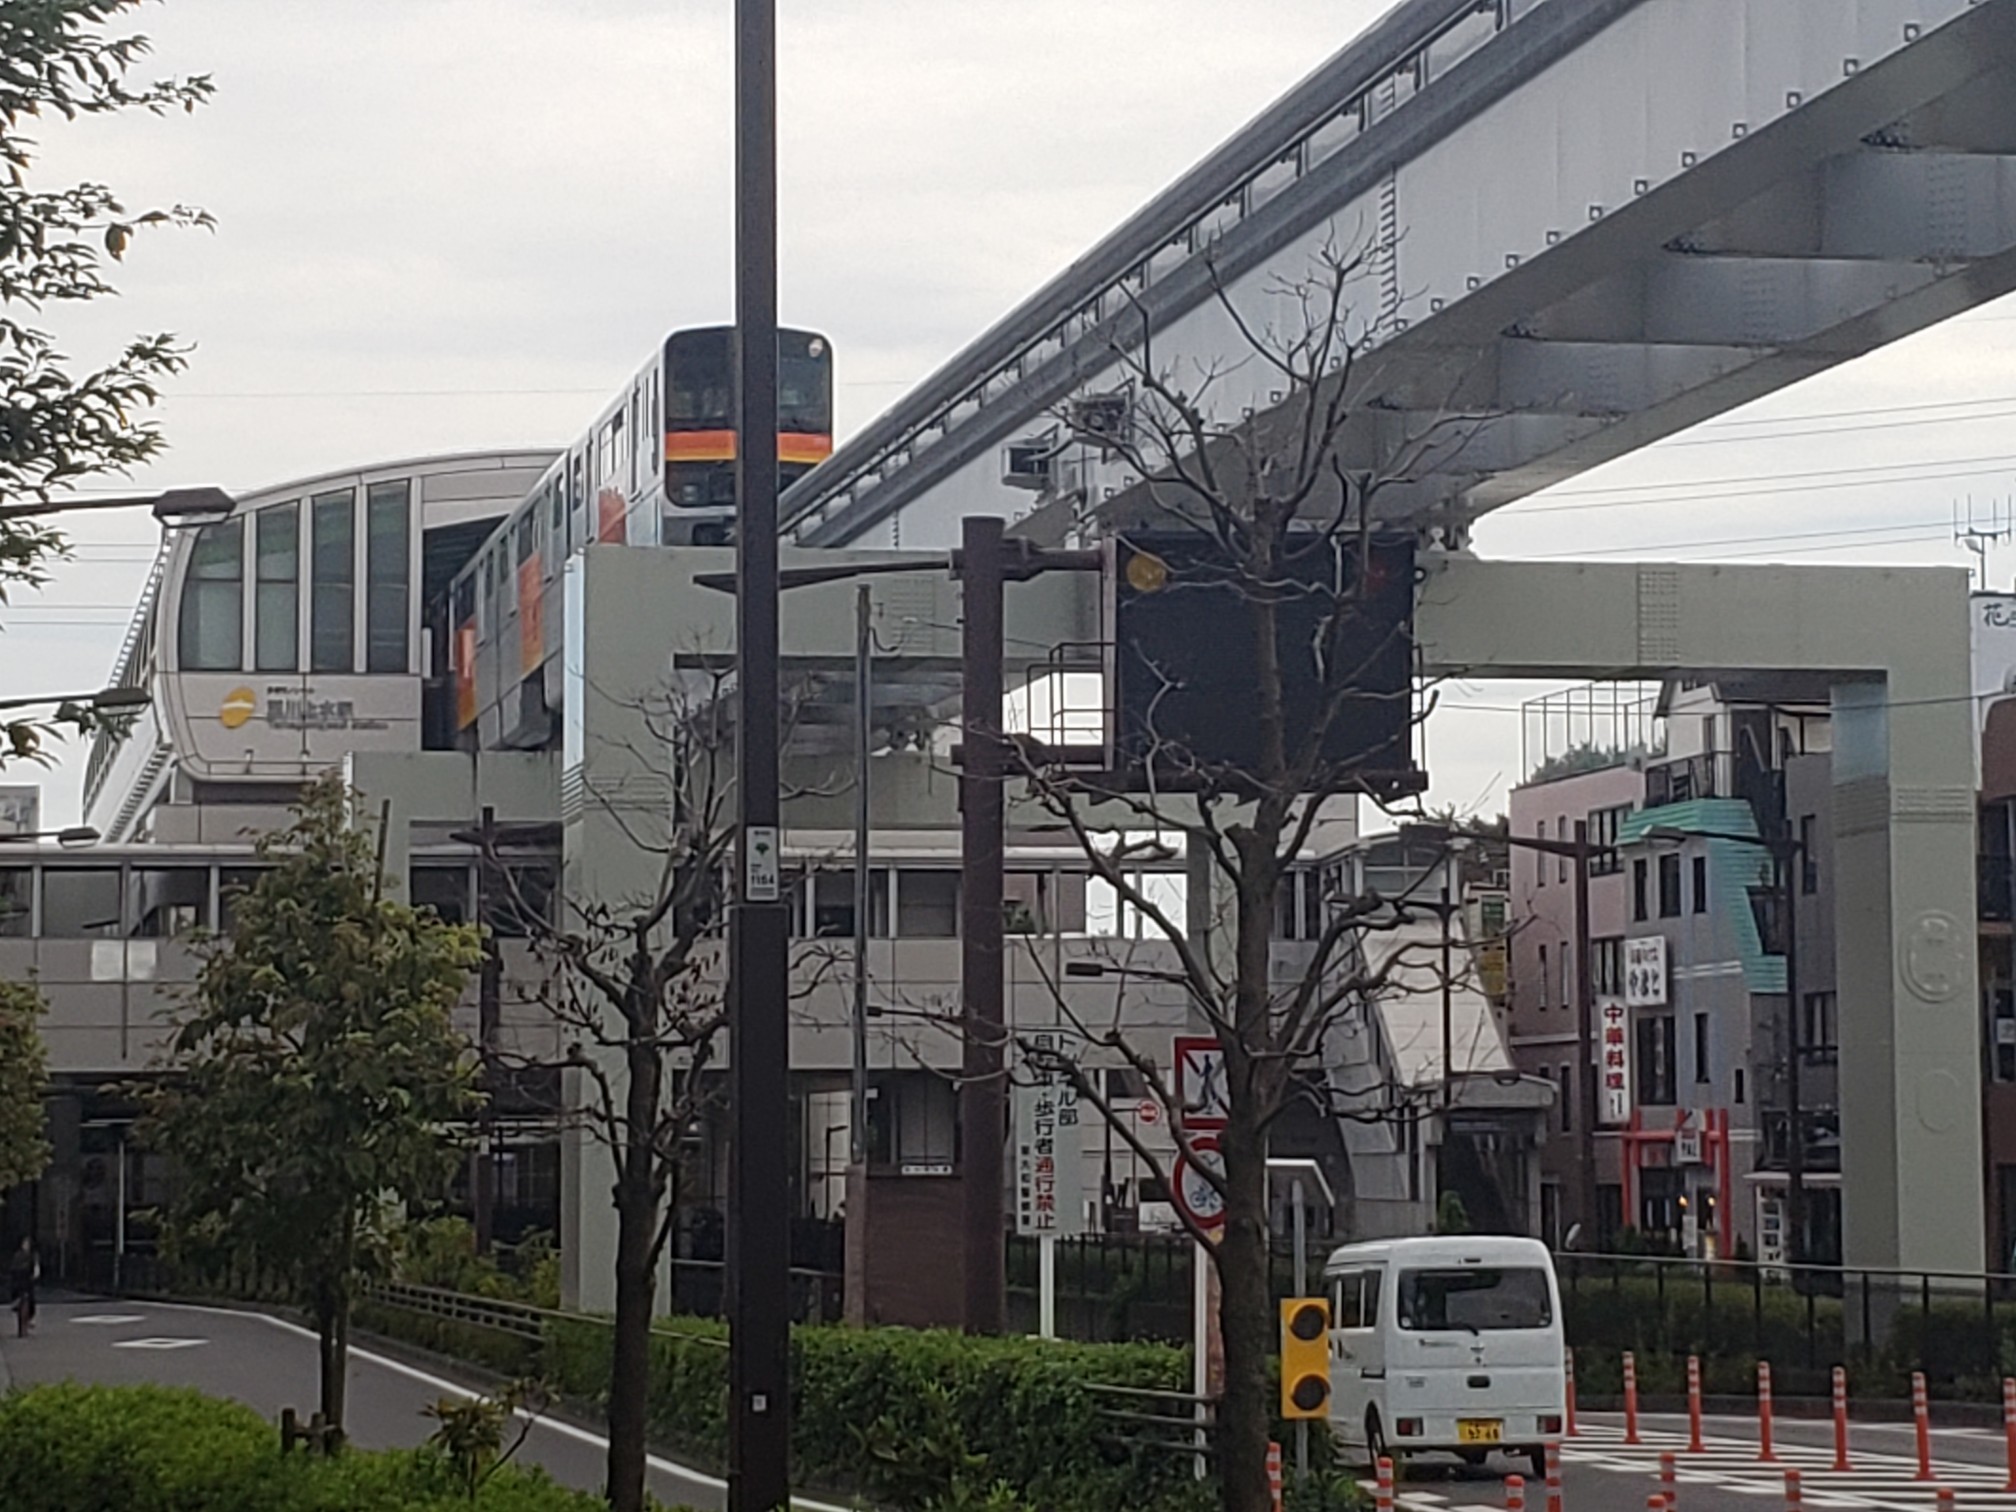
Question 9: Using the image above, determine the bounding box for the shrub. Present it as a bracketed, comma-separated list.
[540, 1314, 1217, 1511]
[0, 1382, 662, 1512]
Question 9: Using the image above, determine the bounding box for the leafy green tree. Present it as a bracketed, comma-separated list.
[0, 0, 210, 765]
[0, 980, 49, 1189]
[140, 775, 482, 1435]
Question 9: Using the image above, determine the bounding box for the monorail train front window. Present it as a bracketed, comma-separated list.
[178, 519, 243, 671]
[780, 332, 832, 435]
[667, 330, 732, 429]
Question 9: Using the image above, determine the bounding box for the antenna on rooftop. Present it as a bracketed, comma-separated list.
[1954, 496, 2013, 588]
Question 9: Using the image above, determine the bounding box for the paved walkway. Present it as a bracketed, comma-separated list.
[0, 1293, 854, 1512]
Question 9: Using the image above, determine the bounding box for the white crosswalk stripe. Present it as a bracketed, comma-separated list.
[1561, 1423, 2016, 1509]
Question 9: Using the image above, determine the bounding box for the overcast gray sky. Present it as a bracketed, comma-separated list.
[13, 0, 2016, 828]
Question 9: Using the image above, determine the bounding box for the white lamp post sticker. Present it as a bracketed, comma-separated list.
[745, 826, 780, 902]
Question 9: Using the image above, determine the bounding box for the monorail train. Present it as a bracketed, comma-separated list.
[431, 326, 833, 748]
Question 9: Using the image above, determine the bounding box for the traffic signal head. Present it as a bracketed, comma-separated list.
[1279, 1296, 1331, 1420]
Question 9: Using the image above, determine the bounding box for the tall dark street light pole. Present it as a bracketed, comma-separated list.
[728, 0, 791, 1503]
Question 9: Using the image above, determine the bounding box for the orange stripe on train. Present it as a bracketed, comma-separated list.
[664, 431, 834, 464]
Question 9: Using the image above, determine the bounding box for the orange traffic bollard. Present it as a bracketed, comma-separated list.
[1935, 1488, 1955, 1512]
[1375, 1455, 1395, 1512]
[1758, 1360, 1777, 1463]
[1832, 1366, 1851, 1473]
[1624, 1350, 1641, 1446]
[1506, 1473, 1526, 1512]
[1565, 1348, 1579, 1437]
[1545, 1440, 1563, 1512]
[1913, 1371, 1934, 1482]
[1660, 1450, 1678, 1507]
[1267, 1441, 1283, 1512]
[1687, 1354, 1704, 1453]
[2005, 1376, 2016, 1493]
[1783, 1468, 1802, 1510]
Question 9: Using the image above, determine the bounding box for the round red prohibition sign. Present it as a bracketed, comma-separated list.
[1171, 1134, 1227, 1231]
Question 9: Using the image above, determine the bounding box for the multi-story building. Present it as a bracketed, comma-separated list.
[1507, 677, 1840, 1263]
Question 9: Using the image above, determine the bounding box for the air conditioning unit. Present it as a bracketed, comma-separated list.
[1002, 438, 1053, 491]
[1070, 391, 1131, 445]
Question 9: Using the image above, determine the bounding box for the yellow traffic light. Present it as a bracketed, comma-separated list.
[1279, 1296, 1331, 1420]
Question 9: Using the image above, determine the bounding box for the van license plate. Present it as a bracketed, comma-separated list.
[1458, 1420, 1502, 1444]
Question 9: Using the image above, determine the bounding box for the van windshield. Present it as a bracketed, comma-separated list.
[1397, 1267, 1552, 1333]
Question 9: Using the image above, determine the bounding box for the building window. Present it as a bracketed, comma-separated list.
[1559, 1063, 1573, 1133]
[365, 480, 411, 673]
[1535, 820, 1547, 886]
[178, 519, 243, 670]
[1802, 990, 1838, 1058]
[0, 867, 29, 936]
[1693, 1011, 1710, 1083]
[1633, 858, 1649, 921]
[1588, 804, 1630, 876]
[1799, 814, 1819, 894]
[1593, 936, 1624, 997]
[254, 503, 299, 672]
[311, 488, 355, 672]
[482, 862, 557, 938]
[1636, 1013, 1677, 1106]
[1657, 853, 1682, 918]
[1734, 1066, 1746, 1104]
[411, 863, 472, 924]
[1558, 818, 1569, 883]
[41, 866, 122, 938]
[897, 870, 960, 938]
[131, 866, 210, 937]
[1559, 947, 1571, 1010]
[1691, 855, 1709, 915]
[1537, 944, 1549, 1011]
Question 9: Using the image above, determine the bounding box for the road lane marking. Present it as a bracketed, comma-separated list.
[113, 1337, 207, 1350]
[141, 1300, 856, 1512]
[71, 1314, 148, 1325]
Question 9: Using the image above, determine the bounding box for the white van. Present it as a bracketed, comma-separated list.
[1321, 1235, 1565, 1475]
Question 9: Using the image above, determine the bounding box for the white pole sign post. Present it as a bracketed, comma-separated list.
[1172, 1035, 1228, 1478]
[1014, 1032, 1083, 1339]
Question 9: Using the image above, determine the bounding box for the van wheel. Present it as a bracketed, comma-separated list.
[1521, 1445, 1546, 1478]
[1365, 1410, 1390, 1473]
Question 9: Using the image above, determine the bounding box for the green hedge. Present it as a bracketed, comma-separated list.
[0, 1383, 658, 1512]
[542, 1315, 1219, 1511]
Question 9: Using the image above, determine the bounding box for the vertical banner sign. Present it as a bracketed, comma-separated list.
[1624, 935, 1668, 1007]
[1599, 999, 1633, 1125]
[1015, 1033, 1084, 1237]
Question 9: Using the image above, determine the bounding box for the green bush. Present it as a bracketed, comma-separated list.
[541, 1314, 1218, 1511]
[0, 1382, 658, 1511]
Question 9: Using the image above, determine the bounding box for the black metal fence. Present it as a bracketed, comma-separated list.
[1005, 1234, 2016, 1404]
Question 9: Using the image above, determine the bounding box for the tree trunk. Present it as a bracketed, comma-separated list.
[606, 1033, 664, 1512]
[1216, 1074, 1275, 1512]
[315, 1283, 351, 1439]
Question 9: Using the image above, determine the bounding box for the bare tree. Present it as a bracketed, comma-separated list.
[994, 245, 1486, 1512]
[472, 673, 736, 1512]
[473, 666, 836, 1512]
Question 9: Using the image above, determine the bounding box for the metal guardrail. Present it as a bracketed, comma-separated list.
[361, 1278, 731, 1350]
[1084, 1381, 1217, 1459]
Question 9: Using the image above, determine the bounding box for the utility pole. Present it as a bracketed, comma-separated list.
[473, 805, 500, 1256]
[1572, 819, 1597, 1247]
[728, 0, 791, 1501]
[851, 583, 872, 1168]
[1781, 841, 1805, 1268]
[956, 516, 1007, 1336]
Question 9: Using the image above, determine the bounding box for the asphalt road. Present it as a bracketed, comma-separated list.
[0, 1294, 854, 1512]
